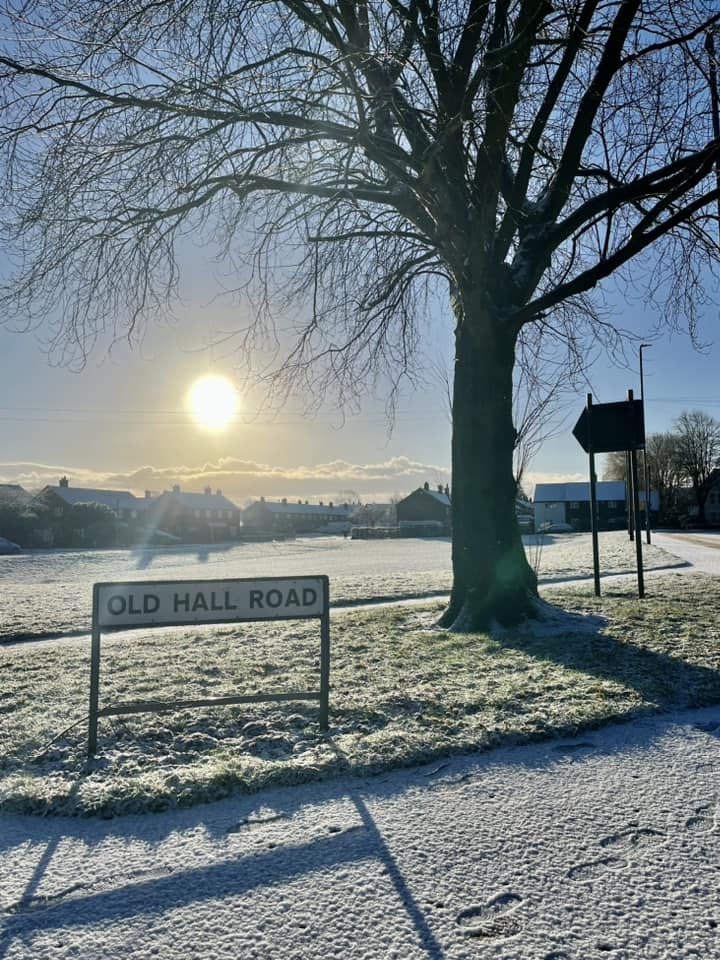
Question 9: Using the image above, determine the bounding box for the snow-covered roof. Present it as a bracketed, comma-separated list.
[400, 487, 450, 507]
[44, 485, 146, 511]
[423, 489, 451, 506]
[533, 481, 627, 503]
[245, 500, 352, 517]
[154, 490, 240, 512]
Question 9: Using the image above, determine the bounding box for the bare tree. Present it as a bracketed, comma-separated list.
[673, 410, 720, 524]
[1, 2, 719, 628]
[604, 431, 684, 523]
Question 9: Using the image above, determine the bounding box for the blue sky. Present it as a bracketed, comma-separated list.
[1, 251, 718, 504]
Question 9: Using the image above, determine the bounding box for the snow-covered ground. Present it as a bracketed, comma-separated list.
[1, 533, 719, 957]
[2, 705, 719, 959]
[0, 532, 687, 642]
[652, 530, 720, 576]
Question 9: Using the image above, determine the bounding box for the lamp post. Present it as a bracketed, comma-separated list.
[639, 343, 652, 544]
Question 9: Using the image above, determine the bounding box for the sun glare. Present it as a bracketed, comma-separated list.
[187, 375, 239, 430]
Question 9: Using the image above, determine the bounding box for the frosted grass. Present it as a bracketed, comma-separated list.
[1, 570, 718, 817]
[0, 531, 686, 642]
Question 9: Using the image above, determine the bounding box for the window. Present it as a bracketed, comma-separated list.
[569, 501, 580, 509]
[607, 500, 617, 508]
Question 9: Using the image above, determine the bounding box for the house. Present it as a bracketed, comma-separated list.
[396, 483, 451, 533]
[242, 498, 352, 535]
[38, 477, 149, 523]
[146, 486, 242, 542]
[533, 481, 659, 532]
[395, 482, 533, 535]
[0, 483, 32, 506]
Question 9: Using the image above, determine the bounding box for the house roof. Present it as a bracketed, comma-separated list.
[153, 490, 240, 512]
[43, 485, 145, 511]
[399, 487, 451, 507]
[533, 481, 627, 503]
[245, 500, 352, 517]
[0, 483, 31, 505]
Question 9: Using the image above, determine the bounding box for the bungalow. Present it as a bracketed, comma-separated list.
[242, 498, 352, 535]
[533, 481, 659, 532]
[146, 486, 242, 542]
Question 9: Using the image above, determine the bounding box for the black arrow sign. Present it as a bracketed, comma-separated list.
[572, 399, 645, 454]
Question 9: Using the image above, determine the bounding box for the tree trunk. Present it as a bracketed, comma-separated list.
[440, 306, 538, 631]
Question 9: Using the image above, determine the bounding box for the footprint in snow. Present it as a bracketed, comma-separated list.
[567, 855, 627, 882]
[599, 825, 666, 852]
[684, 803, 716, 833]
[568, 824, 665, 881]
[456, 891, 522, 939]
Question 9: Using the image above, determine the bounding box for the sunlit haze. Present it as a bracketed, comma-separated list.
[187, 375, 239, 431]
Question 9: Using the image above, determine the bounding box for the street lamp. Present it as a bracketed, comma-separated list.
[639, 343, 652, 544]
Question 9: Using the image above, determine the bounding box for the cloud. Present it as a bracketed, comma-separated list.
[0, 456, 450, 504]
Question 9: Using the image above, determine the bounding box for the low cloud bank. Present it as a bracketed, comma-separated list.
[0, 456, 450, 504]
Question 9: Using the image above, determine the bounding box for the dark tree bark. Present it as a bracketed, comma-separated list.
[441, 305, 537, 630]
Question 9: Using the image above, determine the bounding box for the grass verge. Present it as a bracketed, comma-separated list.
[1, 571, 718, 818]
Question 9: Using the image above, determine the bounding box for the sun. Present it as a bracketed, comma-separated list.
[187, 375, 239, 430]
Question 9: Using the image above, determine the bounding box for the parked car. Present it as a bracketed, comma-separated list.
[0, 536, 21, 555]
[538, 522, 575, 534]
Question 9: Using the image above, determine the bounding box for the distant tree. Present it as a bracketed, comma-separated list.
[673, 410, 720, 524]
[0, 502, 49, 548]
[56, 502, 118, 548]
[1, 3, 719, 627]
[604, 431, 684, 523]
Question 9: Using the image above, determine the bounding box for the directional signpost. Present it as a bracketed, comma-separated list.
[572, 392, 646, 598]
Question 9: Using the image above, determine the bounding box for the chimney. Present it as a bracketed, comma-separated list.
[204, 485, 212, 496]
[329, 501, 334, 508]
[144, 490, 152, 500]
[438, 484, 443, 494]
[423, 481, 429, 491]
[298, 500, 302, 505]
[319, 500, 324, 506]
[305, 500, 309, 505]
[260, 495, 265, 502]
[59, 476, 69, 488]
[444, 484, 450, 496]
[172, 484, 180, 494]
[215, 489, 222, 496]
[282, 497, 287, 505]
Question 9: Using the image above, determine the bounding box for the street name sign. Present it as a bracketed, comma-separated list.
[95, 577, 326, 628]
[88, 575, 330, 757]
[572, 398, 645, 454]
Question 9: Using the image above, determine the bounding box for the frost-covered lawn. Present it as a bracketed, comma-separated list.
[2, 570, 719, 818]
[0, 530, 687, 641]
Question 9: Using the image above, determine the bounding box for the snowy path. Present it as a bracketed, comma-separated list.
[651, 530, 720, 576]
[2, 705, 719, 959]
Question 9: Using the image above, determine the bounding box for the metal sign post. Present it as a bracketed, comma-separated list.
[627, 391, 645, 597]
[88, 574, 331, 758]
[572, 393, 647, 599]
[587, 395, 601, 597]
